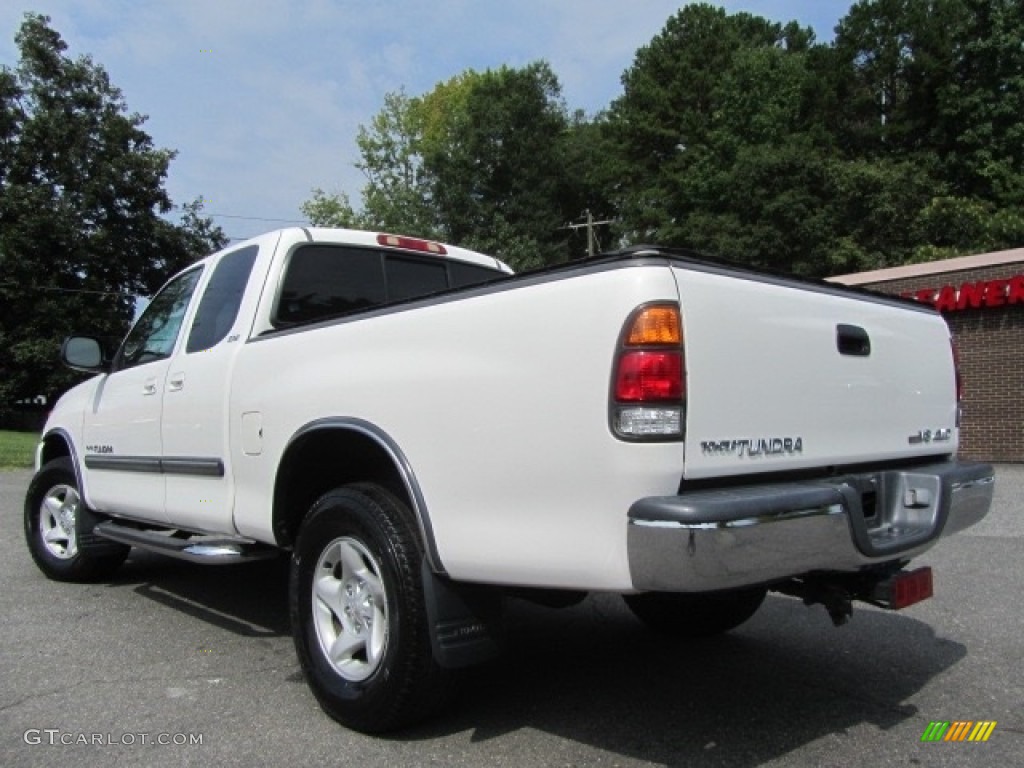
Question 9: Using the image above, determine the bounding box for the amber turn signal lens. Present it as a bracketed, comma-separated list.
[627, 306, 681, 346]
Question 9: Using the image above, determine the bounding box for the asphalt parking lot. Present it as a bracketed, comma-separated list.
[1, 466, 1021, 767]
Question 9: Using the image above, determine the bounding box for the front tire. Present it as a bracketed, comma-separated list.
[24, 457, 130, 582]
[624, 587, 767, 638]
[290, 484, 453, 733]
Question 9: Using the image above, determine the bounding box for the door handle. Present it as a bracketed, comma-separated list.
[168, 372, 185, 392]
[143, 378, 157, 396]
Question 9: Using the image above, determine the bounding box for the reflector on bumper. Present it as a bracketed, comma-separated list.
[874, 566, 934, 609]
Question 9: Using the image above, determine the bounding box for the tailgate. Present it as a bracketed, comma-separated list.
[673, 266, 958, 479]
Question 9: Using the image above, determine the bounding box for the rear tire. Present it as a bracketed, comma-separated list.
[624, 587, 767, 638]
[24, 457, 130, 582]
[290, 483, 453, 733]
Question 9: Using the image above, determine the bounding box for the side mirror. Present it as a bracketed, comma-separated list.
[61, 336, 108, 373]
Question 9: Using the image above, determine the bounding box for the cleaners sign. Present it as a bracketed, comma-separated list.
[902, 275, 1024, 312]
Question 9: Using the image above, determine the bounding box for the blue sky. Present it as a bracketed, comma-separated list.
[0, 1, 849, 244]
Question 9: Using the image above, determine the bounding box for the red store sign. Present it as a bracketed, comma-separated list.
[901, 274, 1024, 312]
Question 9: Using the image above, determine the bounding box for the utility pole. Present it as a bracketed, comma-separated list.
[561, 210, 613, 257]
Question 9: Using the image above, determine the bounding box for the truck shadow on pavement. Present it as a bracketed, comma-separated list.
[112, 550, 292, 637]
[102, 549, 969, 766]
[408, 593, 967, 766]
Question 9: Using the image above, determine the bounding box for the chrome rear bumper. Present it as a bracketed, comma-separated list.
[627, 461, 994, 592]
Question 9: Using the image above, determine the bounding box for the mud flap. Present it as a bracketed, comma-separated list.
[421, 559, 505, 669]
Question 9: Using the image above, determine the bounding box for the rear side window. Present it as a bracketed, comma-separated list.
[273, 245, 507, 328]
[449, 261, 504, 288]
[276, 246, 386, 326]
[386, 257, 448, 301]
[186, 245, 259, 353]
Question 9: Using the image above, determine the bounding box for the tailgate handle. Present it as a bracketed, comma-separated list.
[837, 324, 871, 356]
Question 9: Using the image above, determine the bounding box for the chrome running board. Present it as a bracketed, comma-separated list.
[93, 521, 278, 564]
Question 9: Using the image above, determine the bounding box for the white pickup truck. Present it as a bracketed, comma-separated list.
[25, 227, 994, 731]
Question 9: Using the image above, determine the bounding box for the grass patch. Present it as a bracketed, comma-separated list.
[0, 430, 38, 469]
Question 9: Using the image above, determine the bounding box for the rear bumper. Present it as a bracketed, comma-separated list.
[627, 460, 994, 592]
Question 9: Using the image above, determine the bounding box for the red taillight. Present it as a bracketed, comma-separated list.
[615, 351, 684, 401]
[376, 233, 448, 255]
[611, 303, 686, 440]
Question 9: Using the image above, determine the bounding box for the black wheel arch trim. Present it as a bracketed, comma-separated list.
[39, 428, 85, 492]
[279, 417, 447, 576]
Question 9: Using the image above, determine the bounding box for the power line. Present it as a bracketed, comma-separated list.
[0, 282, 139, 298]
[208, 212, 310, 224]
[168, 203, 310, 226]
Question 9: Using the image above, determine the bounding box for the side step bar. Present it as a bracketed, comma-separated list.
[93, 521, 279, 564]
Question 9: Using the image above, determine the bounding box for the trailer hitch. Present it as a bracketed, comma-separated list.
[774, 564, 932, 627]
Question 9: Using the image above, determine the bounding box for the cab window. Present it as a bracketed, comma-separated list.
[186, 246, 259, 353]
[273, 244, 506, 328]
[449, 260, 505, 288]
[386, 257, 448, 301]
[276, 246, 385, 326]
[117, 268, 202, 370]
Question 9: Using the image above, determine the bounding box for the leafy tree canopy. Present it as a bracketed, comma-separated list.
[308, 1, 1024, 277]
[306, 63, 601, 269]
[0, 14, 226, 415]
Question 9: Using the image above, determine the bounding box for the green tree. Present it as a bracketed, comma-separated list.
[300, 188, 364, 228]
[934, 0, 1024, 205]
[912, 196, 1024, 261]
[424, 63, 572, 267]
[605, 1, 1024, 275]
[607, 4, 845, 273]
[305, 63, 594, 269]
[356, 80, 479, 238]
[834, 0, 1024, 255]
[354, 89, 435, 235]
[832, 0, 959, 155]
[0, 14, 225, 417]
[303, 77, 480, 238]
[559, 110, 618, 256]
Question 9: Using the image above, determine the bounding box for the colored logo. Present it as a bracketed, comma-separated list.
[921, 721, 997, 742]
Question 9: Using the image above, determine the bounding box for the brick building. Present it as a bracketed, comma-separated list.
[830, 248, 1024, 463]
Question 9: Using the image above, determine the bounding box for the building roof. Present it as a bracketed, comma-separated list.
[829, 247, 1024, 286]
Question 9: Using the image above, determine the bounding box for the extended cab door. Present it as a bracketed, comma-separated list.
[81, 267, 204, 522]
[161, 244, 261, 533]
